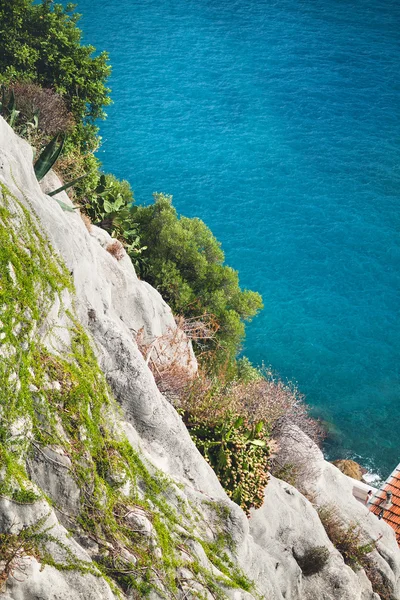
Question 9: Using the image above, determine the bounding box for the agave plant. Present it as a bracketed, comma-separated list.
[33, 135, 87, 210]
[1, 85, 84, 210]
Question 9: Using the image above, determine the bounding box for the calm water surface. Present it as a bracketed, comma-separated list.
[74, 0, 400, 477]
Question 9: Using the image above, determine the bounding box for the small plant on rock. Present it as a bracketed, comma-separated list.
[317, 505, 375, 570]
[106, 240, 125, 261]
[294, 545, 329, 576]
[0, 524, 39, 587]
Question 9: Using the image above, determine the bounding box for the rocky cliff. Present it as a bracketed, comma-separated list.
[0, 117, 399, 600]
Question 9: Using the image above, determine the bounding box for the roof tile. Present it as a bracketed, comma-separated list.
[369, 464, 400, 545]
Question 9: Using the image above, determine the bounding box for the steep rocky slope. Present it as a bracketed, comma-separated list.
[0, 117, 399, 599]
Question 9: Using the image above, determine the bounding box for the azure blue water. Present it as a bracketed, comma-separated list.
[73, 0, 400, 478]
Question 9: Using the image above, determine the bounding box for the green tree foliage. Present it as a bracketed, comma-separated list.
[0, 0, 111, 152]
[134, 194, 263, 361]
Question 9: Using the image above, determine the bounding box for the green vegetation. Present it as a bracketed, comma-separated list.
[84, 174, 146, 269]
[34, 133, 65, 180]
[0, 0, 263, 366]
[0, 0, 271, 513]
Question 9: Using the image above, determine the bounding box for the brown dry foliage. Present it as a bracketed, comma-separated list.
[54, 149, 86, 192]
[229, 375, 324, 443]
[136, 327, 195, 404]
[175, 314, 219, 343]
[317, 504, 394, 597]
[80, 212, 92, 232]
[363, 558, 395, 600]
[106, 240, 125, 261]
[269, 422, 325, 491]
[137, 321, 323, 447]
[177, 369, 324, 445]
[11, 83, 74, 137]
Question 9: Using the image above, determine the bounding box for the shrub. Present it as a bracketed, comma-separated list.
[317, 505, 375, 570]
[0, 521, 42, 587]
[363, 558, 395, 600]
[80, 173, 147, 270]
[272, 462, 300, 487]
[317, 504, 394, 596]
[228, 373, 323, 441]
[134, 193, 263, 365]
[294, 546, 329, 576]
[9, 82, 74, 139]
[0, 0, 110, 152]
[188, 413, 270, 514]
[55, 145, 101, 206]
[178, 365, 322, 445]
[0, 1, 111, 205]
[236, 357, 263, 383]
[157, 366, 271, 513]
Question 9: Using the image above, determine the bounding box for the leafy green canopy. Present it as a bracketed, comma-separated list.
[0, 0, 111, 151]
[135, 194, 263, 360]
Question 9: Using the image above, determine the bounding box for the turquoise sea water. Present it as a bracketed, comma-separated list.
[74, 0, 400, 477]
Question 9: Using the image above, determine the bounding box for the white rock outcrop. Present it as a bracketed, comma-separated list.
[0, 116, 399, 599]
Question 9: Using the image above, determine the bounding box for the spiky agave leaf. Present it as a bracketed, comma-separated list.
[48, 174, 87, 197]
[34, 134, 65, 181]
[53, 197, 77, 212]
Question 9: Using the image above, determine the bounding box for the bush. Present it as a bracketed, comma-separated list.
[82, 173, 146, 269]
[228, 372, 323, 442]
[294, 546, 329, 576]
[317, 504, 395, 596]
[236, 357, 263, 383]
[188, 413, 270, 514]
[317, 505, 374, 570]
[9, 82, 74, 139]
[0, 521, 42, 587]
[363, 558, 395, 600]
[0, 0, 110, 152]
[177, 365, 322, 444]
[272, 462, 300, 487]
[134, 193, 263, 364]
[157, 367, 270, 513]
[0, 1, 111, 205]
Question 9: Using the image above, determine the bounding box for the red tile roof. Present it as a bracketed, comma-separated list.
[369, 463, 400, 545]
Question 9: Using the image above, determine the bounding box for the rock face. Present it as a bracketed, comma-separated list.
[0, 116, 399, 600]
[332, 459, 364, 481]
